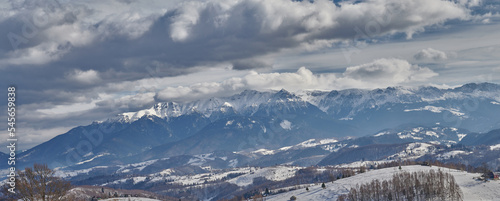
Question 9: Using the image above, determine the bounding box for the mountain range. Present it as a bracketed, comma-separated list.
[11, 82, 500, 171]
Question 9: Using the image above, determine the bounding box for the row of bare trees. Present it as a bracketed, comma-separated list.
[338, 169, 463, 201]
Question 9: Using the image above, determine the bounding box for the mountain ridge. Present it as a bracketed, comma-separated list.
[114, 82, 500, 124]
[13, 82, 500, 169]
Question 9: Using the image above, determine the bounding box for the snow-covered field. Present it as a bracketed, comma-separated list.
[101, 165, 303, 188]
[267, 165, 500, 201]
[101, 198, 160, 201]
[228, 166, 302, 187]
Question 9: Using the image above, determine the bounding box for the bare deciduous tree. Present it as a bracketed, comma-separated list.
[15, 163, 72, 201]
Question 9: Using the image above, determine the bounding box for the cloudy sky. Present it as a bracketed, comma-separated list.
[1, 0, 500, 151]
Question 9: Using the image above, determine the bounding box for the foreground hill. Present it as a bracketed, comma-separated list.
[267, 165, 500, 201]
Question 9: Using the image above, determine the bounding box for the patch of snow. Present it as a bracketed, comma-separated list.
[226, 120, 234, 126]
[457, 134, 467, 141]
[76, 153, 109, 165]
[490, 144, 500, 150]
[279, 146, 293, 151]
[413, 127, 424, 133]
[319, 138, 338, 144]
[159, 169, 175, 176]
[120, 106, 161, 122]
[298, 139, 317, 147]
[491, 101, 500, 105]
[252, 149, 275, 155]
[438, 150, 470, 160]
[133, 176, 147, 184]
[425, 131, 439, 138]
[322, 143, 347, 152]
[228, 159, 238, 168]
[223, 102, 233, 107]
[374, 131, 390, 137]
[398, 132, 423, 140]
[285, 138, 340, 150]
[280, 120, 292, 130]
[404, 106, 465, 116]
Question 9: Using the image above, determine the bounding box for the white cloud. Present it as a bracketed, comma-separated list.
[2, 42, 71, 65]
[344, 58, 437, 82]
[0, 126, 75, 152]
[156, 58, 437, 102]
[68, 69, 101, 84]
[414, 48, 448, 61]
[454, 0, 482, 7]
[95, 91, 157, 112]
[36, 101, 96, 115]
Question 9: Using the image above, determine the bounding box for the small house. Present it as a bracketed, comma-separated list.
[484, 171, 500, 180]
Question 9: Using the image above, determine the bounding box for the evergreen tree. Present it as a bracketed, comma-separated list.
[322, 183, 326, 189]
[306, 187, 309, 191]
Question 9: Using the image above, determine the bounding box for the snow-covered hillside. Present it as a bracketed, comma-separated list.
[267, 165, 500, 201]
[97, 165, 303, 188]
[101, 198, 160, 201]
[228, 166, 302, 187]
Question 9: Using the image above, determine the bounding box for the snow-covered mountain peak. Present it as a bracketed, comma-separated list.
[113, 90, 274, 122]
[119, 107, 162, 122]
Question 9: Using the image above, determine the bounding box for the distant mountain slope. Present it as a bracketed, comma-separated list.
[460, 128, 500, 146]
[16, 113, 210, 169]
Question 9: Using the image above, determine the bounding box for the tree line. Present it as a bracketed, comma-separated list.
[337, 169, 463, 201]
